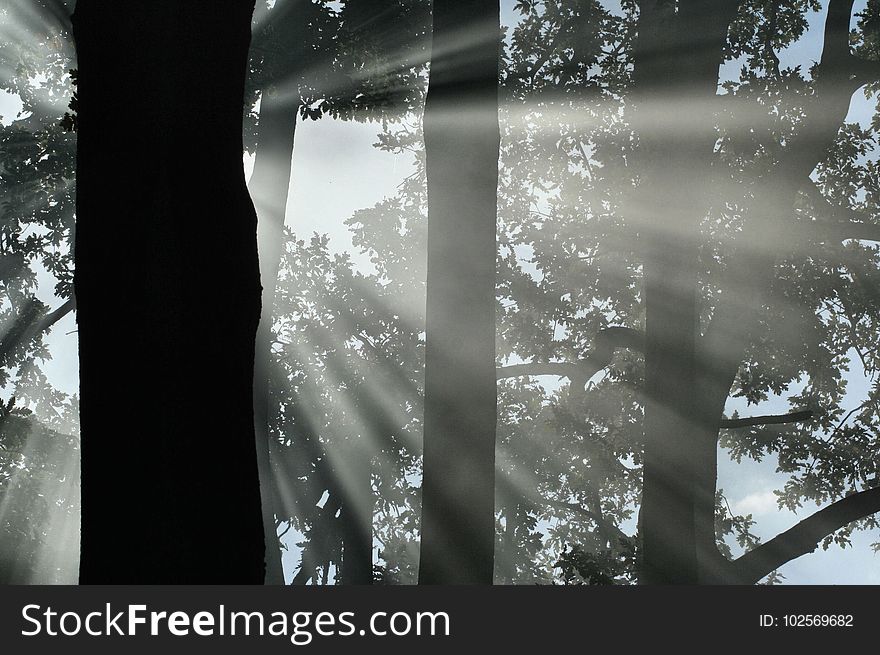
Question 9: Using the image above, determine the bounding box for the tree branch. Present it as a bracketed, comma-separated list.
[527, 16, 572, 84]
[779, 0, 864, 173]
[821, 0, 855, 69]
[732, 486, 880, 584]
[543, 498, 631, 546]
[801, 181, 880, 243]
[719, 410, 814, 429]
[833, 221, 880, 242]
[290, 490, 342, 586]
[496, 327, 643, 386]
[496, 361, 600, 380]
[39, 297, 75, 332]
[849, 55, 880, 87]
[0, 297, 75, 368]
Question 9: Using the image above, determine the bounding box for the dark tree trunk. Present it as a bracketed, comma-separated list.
[418, 0, 500, 585]
[73, 1, 265, 583]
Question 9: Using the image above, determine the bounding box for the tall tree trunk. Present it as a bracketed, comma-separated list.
[73, 0, 265, 583]
[247, 0, 289, 591]
[338, 439, 373, 584]
[418, 0, 500, 585]
[632, 0, 741, 584]
[631, 0, 698, 586]
[249, 82, 300, 587]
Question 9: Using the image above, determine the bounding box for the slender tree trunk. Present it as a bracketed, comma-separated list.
[335, 381, 382, 585]
[630, 0, 698, 586]
[339, 440, 373, 584]
[73, 1, 265, 583]
[418, 0, 500, 585]
[248, 0, 291, 586]
[249, 84, 300, 586]
[632, 0, 741, 584]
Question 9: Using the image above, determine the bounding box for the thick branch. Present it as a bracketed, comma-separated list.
[719, 410, 814, 429]
[778, 0, 863, 173]
[732, 486, 880, 584]
[831, 221, 880, 242]
[291, 491, 343, 586]
[801, 181, 880, 243]
[38, 297, 75, 332]
[850, 55, 880, 87]
[0, 297, 75, 368]
[497, 361, 600, 381]
[496, 327, 643, 386]
[821, 0, 854, 68]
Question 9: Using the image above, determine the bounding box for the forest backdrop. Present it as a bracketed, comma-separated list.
[1, 0, 880, 584]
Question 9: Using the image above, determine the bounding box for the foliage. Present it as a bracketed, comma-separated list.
[0, 395, 78, 583]
[270, 157, 426, 582]
[245, 0, 431, 148]
[0, 1, 77, 448]
[268, 0, 880, 582]
[554, 542, 636, 585]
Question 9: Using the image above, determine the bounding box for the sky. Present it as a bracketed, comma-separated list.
[1, 0, 878, 584]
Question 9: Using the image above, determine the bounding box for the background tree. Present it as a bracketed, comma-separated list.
[612, 0, 880, 584]
[629, 0, 741, 585]
[418, 0, 502, 585]
[245, 0, 430, 584]
[247, 0, 336, 585]
[489, 0, 880, 584]
[341, 0, 880, 584]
